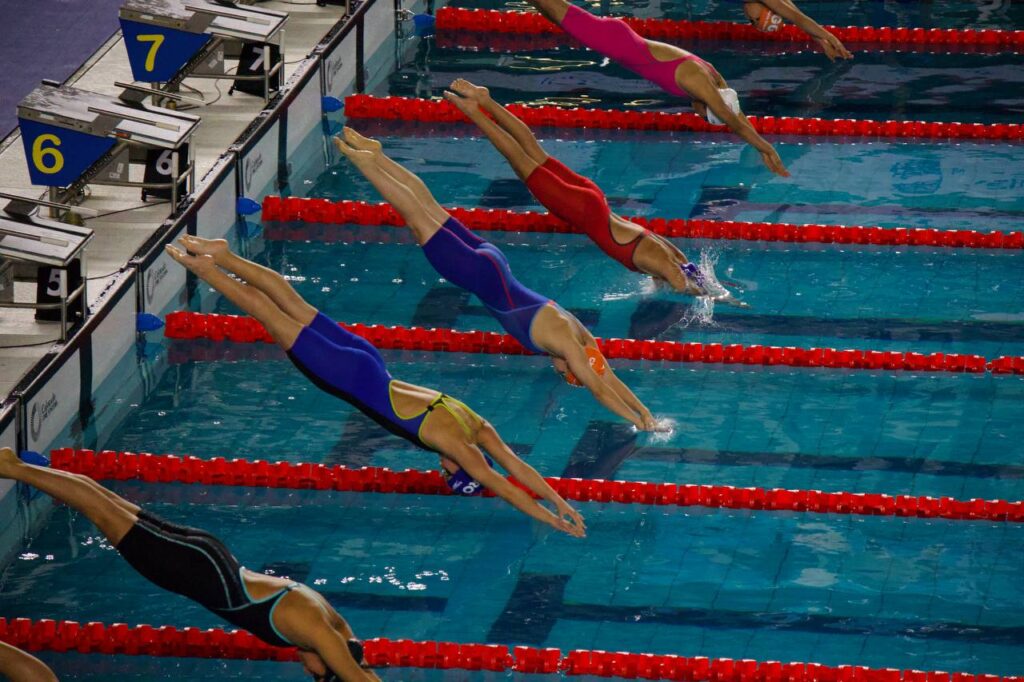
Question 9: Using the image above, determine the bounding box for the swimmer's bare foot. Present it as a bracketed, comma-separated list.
[332, 135, 375, 165]
[165, 244, 217, 277]
[179, 235, 229, 264]
[450, 79, 489, 104]
[0, 448, 22, 477]
[443, 90, 479, 118]
[342, 127, 382, 154]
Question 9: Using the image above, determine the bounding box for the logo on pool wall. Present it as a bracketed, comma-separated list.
[244, 151, 264, 194]
[29, 393, 59, 443]
[146, 261, 169, 307]
[326, 54, 345, 92]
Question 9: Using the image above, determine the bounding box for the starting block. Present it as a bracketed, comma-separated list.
[17, 81, 200, 209]
[0, 194, 94, 340]
[119, 0, 288, 104]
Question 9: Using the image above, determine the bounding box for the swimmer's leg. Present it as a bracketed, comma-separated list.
[445, 90, 539, 182]
[165, 246, 303, 349]
[334, 133, 445, 244]
[451, 80, 549, 167]
[341, 128, 450, 227]
[0, 448, 138, 545]
[179, 236, 317, 327]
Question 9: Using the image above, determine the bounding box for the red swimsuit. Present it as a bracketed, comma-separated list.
[525, 156, 645, 272]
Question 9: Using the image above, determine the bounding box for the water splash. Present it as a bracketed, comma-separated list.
[645, 417, 677, 444]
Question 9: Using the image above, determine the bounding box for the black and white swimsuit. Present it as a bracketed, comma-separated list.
[116, 509, 300, 647]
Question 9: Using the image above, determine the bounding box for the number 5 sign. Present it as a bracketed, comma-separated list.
[120, 20, 211, 82]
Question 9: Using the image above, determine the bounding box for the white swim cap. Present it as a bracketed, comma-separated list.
[706, 88, 741, 126]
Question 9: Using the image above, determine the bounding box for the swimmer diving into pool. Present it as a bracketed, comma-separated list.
[741, 1, 853, 62]
[332, 127, 665, 433]
[0, 447, 377, 682]
[522, 0, 790, 177]
[165, 236, 586, 538]
[446, 79, 748, 307]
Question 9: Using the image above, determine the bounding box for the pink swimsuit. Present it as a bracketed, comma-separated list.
[559, 4, 718, 99]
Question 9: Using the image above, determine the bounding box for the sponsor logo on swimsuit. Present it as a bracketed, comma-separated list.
[145, 261, 169, 306]
[244, 151, 264, 194]
[29, 393, 59, 443]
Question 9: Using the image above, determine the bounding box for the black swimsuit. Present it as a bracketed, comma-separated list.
[116, 510, 299, 647]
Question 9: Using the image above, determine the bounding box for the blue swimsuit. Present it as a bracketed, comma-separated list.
[422, 217, 550, 354]
[288, 312, 437, 450]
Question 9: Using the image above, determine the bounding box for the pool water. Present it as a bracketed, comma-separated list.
[3, 1, 1024, 679]
[418, 0, 1024, 122]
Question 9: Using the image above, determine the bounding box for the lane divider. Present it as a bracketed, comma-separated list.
[344, 94, 1024, 141]
[162, 311, 1024, 375]
[437, 30, 1020, 56]
[0, 616, 1016, 680]
[435, 6, 1024, 51]
[260, 196, 1024, 250]
[50, 448, 1024, 523]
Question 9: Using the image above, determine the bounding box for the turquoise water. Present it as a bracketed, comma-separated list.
[411, 0, 1024, 122]
[10, 490, 1024, 677]
[393, 44, 1024, 123]
[310, 132, 1024, 233]
[3, 3, 1024, 680]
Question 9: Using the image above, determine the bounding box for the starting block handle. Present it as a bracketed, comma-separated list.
[0, 191, 99, 218]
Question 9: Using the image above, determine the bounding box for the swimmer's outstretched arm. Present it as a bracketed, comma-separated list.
[0, 641, 58, 682]
[603, 368, 660, 431]
[476, 422, 586, 534]
[686, 76, 789, 177]
[757, 0, 852, 61]
[276, 604, 380, 681]
[558, 340, 658, 430]
[446, 439, 585, 537]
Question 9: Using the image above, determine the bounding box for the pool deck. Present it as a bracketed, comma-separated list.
[0, 1, 347, 400]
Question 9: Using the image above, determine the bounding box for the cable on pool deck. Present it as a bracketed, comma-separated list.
[0, 615, 1019, 679]
[49, 448, 1024, 523]
[343, 94, 1024, 140]
[435, 6, 1024, 51]
[260, 197, 1024, 251]
[161, 311, 1024, 375]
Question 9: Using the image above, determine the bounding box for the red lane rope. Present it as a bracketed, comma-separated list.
[1, 616, 1017, 680]
[437, 30, 1018, 56]
[343, 94, 1024, 141]
[50, 448, 1024, 523]
[260, 196, 1024, 250]
[162, 311, 1024, 375]
[435, 6, 1024, 51]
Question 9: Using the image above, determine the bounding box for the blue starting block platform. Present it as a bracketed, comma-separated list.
[119, 0, 288, 104]
[17, 81, 200, 209]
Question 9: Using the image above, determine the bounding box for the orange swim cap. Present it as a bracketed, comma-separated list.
[755, 8, 783, 33]
[564, 346, 608, 387]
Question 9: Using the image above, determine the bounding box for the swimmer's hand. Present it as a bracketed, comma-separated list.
[639, 415, 672, 433]
[711, 293, 751, 309]
[760, 146, 790, 177]
[554, 500, 587, 538]
[816, 31, 853, 61]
